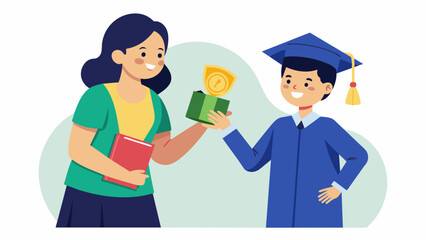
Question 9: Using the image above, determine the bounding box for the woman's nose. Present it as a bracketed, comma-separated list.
[293, 84, 297, 90]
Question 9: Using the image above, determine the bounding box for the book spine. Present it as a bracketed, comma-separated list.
[109, 133, 122, 158]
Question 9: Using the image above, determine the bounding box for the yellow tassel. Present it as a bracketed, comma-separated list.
[346, 86, 361, 105]
[344, 52, 360, 105]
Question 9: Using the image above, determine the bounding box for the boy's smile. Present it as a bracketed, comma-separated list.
[291, 91, 304, 99]
[281, 67, 333, 107]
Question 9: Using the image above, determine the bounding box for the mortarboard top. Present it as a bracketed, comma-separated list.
[263, 33, 361, 73]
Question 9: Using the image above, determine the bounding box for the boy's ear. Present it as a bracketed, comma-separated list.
[324, 82, 333, 94]
[111, 50, 125, 64]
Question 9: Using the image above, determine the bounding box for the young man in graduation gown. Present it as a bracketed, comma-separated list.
[203, 33, 368, 227]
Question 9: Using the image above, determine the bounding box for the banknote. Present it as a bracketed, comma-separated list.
[186, 65, 237, 124]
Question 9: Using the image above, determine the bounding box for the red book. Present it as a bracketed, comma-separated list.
[103, 133, 154, 190]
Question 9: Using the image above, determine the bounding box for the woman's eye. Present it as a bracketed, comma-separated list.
[304, 83, 309, 87]
[286, 80, 291, 84]
[158, 53, 163, 58]
[141, 52, 146, 57]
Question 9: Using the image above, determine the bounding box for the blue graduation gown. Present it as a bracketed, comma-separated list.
[223, 116, 368, 227]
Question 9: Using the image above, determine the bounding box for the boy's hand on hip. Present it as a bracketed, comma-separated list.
[318, 186, 341, 204]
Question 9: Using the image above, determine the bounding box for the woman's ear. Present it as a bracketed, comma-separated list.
[111, 50, 125, 64]
[325, 82, 333, 94]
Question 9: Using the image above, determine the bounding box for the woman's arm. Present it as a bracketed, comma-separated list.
[151, 122, 207, 165]
[68, 123, 149, 186]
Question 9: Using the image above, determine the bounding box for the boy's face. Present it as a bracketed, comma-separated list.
[281, 67, 333, 107]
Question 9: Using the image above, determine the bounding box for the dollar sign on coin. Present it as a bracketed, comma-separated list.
[203, 65, 237, 97]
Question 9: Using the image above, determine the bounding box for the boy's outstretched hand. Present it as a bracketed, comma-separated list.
[202, 110, 232, 130]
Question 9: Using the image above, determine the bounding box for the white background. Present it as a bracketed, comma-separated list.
[1, 0, 424, 239]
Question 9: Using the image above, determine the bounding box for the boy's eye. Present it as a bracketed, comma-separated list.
[158, 53, 162, 58]
[286, 80, 291, 84]
[304, 83, 309, 87]
[141, 52, 146, 57]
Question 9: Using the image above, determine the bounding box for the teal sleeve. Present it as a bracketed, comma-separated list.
[156, 98, 171, 134]
[72, 85, 108, 129]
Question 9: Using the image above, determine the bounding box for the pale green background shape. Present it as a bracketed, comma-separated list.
[39, 42, 387, 227]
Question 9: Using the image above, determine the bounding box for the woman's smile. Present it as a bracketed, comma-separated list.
[146, 63, 156, 71]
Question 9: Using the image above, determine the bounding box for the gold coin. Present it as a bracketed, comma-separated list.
[203, 65, 237, 97]
[207, 73, 228, 94]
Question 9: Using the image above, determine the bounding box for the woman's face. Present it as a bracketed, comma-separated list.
[112, 31, 166, 80]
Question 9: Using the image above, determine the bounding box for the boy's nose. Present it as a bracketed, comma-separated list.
[293, 85, 297, 90]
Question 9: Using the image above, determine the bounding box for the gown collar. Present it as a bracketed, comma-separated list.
[291, 111, 320, 128]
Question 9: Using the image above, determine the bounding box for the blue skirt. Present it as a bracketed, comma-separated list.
[56, 187, 161, 227]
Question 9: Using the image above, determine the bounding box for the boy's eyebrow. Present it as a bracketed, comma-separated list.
[139, 46, 146, 50]
[158, 48, 164, 51]
[285, 75, 292, 78]
[306, 78, 312, 81]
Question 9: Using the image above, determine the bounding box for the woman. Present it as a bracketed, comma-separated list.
[57, 13, 208, 227]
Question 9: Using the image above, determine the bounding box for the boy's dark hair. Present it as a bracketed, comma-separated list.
[281, 57, 337, 100]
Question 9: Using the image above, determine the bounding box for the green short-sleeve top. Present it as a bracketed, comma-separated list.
[64, 84, 171, 197]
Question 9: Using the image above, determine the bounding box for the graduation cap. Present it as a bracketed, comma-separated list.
[263, 33, 362, 105]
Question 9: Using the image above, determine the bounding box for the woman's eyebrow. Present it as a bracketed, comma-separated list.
[139, 46, 146, 50]
[306, 78, 312, 81]
[285, 75, 292, 78]
[158, 48, 164, 51]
